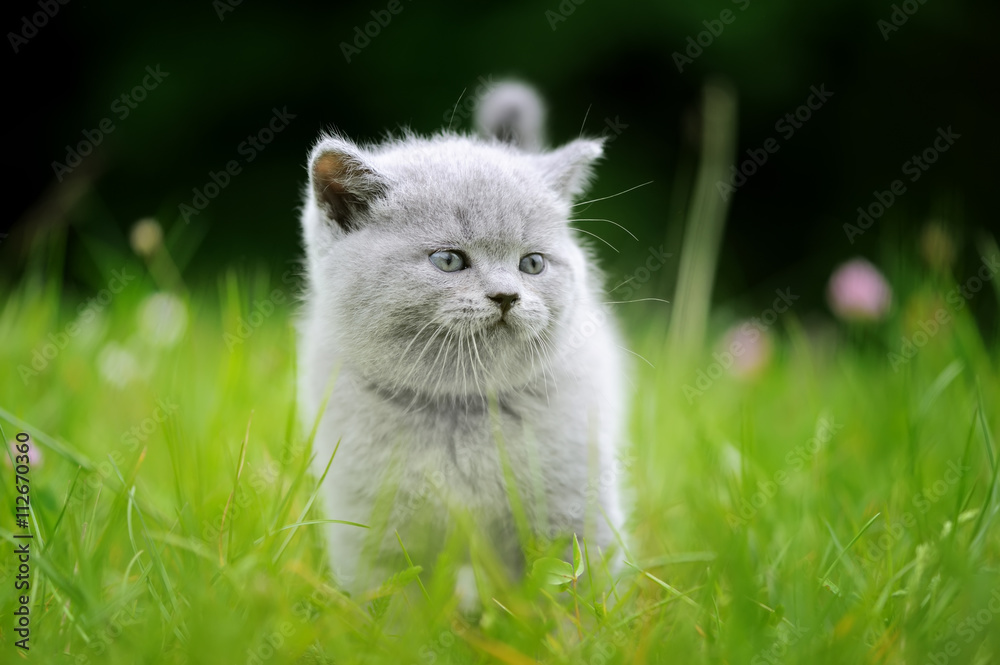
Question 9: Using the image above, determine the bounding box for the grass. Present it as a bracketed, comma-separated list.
[1, 229, 999, 665]
[2, 84, 998, 661]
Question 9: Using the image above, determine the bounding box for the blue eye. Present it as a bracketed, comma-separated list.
[430, 250, 467, 272]
[519, 253, 545, 275]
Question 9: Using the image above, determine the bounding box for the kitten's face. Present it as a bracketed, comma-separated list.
[306, 136, 601, 397]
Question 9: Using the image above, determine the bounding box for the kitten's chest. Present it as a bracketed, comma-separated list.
[393, 398, 530, 490]
[332, 388, 546, 506]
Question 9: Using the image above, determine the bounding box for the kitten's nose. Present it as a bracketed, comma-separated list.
[488, 292, 519, 315]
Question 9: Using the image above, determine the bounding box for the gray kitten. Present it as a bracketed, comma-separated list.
[296, 82, 628, 603]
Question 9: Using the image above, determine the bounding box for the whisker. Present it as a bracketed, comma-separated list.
[572, 180, 654, 208]
[532, 333, 558, 400]
[447, 87, 468, 132]
[410, 326, 444, 368]
[617, 345, 655, 369]
[603, 298, 670, 305]
[429, 330, 454, 398]
[389, 318, 440, 401]
[468, 331, 487, 399]
[578, 103, 593, 137]
[605, 277, 635, 294]
[571, 228, 618, 253]
[401, 327, 446, 413]
[528, 337, 550, 405]
[567, 218, 638, 242]
[399, 319, 438, 364]
[458, 335, 468, 401]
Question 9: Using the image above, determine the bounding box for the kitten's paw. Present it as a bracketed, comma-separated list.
[454, 564, 481, 617]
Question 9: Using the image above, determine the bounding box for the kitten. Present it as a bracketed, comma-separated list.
[296, 82, 628, 602]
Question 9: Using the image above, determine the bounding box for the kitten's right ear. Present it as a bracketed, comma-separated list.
[309, 136, 389, 231]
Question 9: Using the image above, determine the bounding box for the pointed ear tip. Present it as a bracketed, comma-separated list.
[309, 137, 366, 181]
[311, 151, 343, 179]
[571, 137, 606, 159]
[309, 133, 356, 160]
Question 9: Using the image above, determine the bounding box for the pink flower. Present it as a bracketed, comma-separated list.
[827, 258, 892, 321]
[5, 439, 43, 468]
[719, 323, 773, 378]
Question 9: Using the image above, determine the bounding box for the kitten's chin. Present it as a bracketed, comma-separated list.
[358, 325, 550, 398]
[471, 312, 546, 340]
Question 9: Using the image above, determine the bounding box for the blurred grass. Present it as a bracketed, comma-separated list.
[0, 227, 998, 664]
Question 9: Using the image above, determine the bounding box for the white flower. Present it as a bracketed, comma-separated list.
[130, 218, 163, 257]
[138, 292, 188, 347]
[96, 342, 140, 388]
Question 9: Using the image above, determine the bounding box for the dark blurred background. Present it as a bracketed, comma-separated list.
[4, 0, 998, 310]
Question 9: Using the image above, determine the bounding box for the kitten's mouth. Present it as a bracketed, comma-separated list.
[491, 314, 516, 330]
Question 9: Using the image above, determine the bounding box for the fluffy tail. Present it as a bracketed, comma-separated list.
[475, 80, 546, 153]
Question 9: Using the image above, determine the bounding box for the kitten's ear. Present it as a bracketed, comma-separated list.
[475, 81, 546, 153]
[308, 136, 389, 231]
[535, 138, 604, 201]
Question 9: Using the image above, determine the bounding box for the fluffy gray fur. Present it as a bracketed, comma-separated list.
[296, 82, 627, 599]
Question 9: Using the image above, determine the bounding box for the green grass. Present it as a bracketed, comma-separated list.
[1, 237, 999, 664]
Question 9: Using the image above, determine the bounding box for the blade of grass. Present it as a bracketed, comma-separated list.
[396, 530, 430, 601]
[268, 361, 339, 534]
[272, 439, 342, 565]
[42, 466, 83, 554]
[821, 512, 881, 582]
[0, 406, 94, 469]
[970, 381, 999, 550]
[219, 411, 252, 566]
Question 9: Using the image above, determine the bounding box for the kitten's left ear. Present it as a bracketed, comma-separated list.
[535, 138, 605, 201]
[308, 135, 389, 232]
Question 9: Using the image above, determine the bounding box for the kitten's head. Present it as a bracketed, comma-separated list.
[301, 84, 605, 397]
